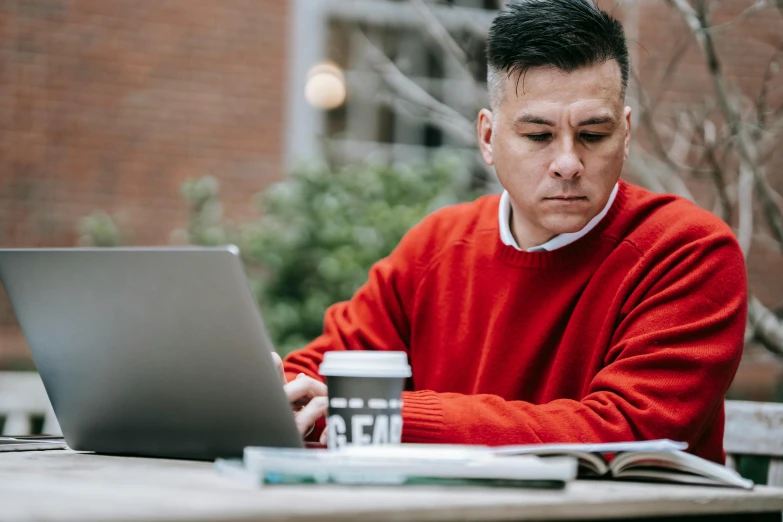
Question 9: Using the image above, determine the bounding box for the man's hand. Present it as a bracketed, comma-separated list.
[272, 352, 329, 444]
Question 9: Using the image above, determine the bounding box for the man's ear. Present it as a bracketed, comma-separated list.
[623, 106, 632, 160]
[477, 108, 494, 166]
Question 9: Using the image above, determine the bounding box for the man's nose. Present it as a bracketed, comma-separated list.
[549, 141, 583, 180]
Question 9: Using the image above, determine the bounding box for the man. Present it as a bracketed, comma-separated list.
[275, 0, 746, 463]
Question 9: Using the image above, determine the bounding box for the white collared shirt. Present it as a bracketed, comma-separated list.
[499, 183, 619, 252]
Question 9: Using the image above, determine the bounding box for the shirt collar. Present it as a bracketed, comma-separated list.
[498, 183, 619, 252]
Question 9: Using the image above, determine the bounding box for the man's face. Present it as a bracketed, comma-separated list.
[478, 60, 631, 248]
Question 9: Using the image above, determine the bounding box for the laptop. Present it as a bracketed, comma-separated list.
[0, 246, 303, 460]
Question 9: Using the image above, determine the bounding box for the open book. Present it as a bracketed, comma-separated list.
[492, 439, 753, 489]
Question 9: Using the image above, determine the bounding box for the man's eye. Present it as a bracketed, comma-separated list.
[581, 133, 605, 143]
[526, 133, 551, 142]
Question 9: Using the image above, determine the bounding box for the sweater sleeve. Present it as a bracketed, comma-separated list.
[401, 233, 747, 453]
[282, 218, 427, 383]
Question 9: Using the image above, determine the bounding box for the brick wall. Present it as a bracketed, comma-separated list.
[0, 0, 289, 364]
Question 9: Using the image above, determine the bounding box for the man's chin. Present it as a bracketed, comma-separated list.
[540, 215, 592, 236]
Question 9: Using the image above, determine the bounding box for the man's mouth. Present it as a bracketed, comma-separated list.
[544, 196, 587, 201]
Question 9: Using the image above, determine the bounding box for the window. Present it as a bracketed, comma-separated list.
[286, 0, 499, 170]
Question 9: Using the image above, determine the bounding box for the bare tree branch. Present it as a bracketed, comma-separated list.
[667, 0, 746, 155]
[667, 113, 696, 165]
[625, 147, 696, 201]
[707, 157, 734, 223]
[698, 119, 734, 222]
[387, 95, 462, 135]
[758, 107, 783, 159]
[408, 0, 487, 108]
[356, 27, 501, 189]
[649, 35, 692, 110]
[749, 296, 783, 357]
[356, 29, 477, 146]
[738, 163, 754, 257]
[631, 140, 783, 356]
[668, 0, 783, 246]
[378, 91, 499, 190]
[630, 72, 715, 175]
[667, 2, 747, 145]
[753, 230, 783, 252]
[724, 170, 783, 230]
[756, 173, 783, 244]
[410, 0, 469, 64]
[766, 178, 783, 212]
[754, 54, 780, 136]
[705, 0, 771, 33]
[624, 153, 668, 195]
[665, 0, 783, 355]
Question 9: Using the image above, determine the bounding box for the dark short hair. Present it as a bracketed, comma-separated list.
[486, 0, 629, 105]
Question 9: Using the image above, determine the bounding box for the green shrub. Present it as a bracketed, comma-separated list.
[78, 211, 124, 247]
[180, 176, 231, 246]
[185, 157, 480, 355]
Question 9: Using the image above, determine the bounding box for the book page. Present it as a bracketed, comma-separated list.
[491, 439, 687, 456]
[610, 469, 739, 488]
[540, 452, 609, 476]
[610, 450, 753, 489]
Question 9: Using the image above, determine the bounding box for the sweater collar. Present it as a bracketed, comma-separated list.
[494, 181, 628, 269]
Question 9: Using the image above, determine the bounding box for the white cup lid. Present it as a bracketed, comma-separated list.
[318, 351, 412, 378]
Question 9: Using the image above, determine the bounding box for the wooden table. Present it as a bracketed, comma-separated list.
[2, 450, 783, 522]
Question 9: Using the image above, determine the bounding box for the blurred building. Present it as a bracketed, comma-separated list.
[1, 0, 782, 399]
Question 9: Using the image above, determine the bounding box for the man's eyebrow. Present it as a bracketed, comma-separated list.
[513, 114, 555, 126]
[578, 115, 617, 126]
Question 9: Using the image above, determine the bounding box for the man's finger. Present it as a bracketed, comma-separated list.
[271, 352, 286, 384]
[319, 427, 328, 446]
[293, 396, 328, 436]
[283, 375, 328, 404]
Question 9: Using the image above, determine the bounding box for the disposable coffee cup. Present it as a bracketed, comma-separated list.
[318, 351, 411, 450]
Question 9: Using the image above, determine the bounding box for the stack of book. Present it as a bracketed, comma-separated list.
[214, 439, 753, 489]
[218, 444, 577, 488]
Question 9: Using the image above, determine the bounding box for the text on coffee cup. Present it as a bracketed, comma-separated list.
[328, 414, 402, 447]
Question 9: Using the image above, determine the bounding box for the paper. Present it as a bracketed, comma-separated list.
[491, 439, 688, 456]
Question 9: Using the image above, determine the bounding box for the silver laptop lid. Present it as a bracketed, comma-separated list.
[0, 246, 303, 459]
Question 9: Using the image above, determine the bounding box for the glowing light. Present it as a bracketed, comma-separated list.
[305, 62, 347, 110]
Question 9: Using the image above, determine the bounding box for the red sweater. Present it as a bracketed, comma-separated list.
[284, 181, 747, 463]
